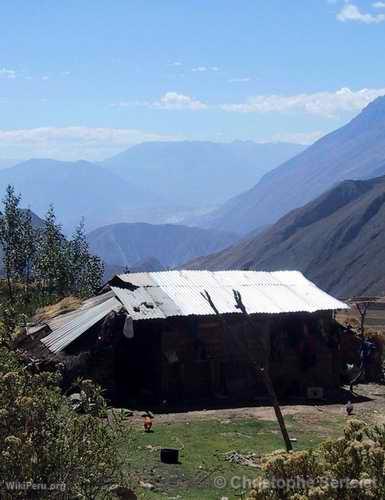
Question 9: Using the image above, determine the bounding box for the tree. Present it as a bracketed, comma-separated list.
[0, 186, 104, 312]
[68, 219, 104, 297]
[18, 209, 37, 301]
[354, 300, 371, 336]
[34, 205, 72, 299]
[34, 209, 104, 299]
[0, 186, 35, 302]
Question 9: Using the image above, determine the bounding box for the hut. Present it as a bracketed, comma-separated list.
[27, 270, 349, 406]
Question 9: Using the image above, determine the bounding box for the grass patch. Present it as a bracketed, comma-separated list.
[119, 413, 346, 499]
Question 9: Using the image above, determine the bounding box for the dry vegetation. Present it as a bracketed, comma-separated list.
[337, 301, 385, 330]
[33, 296, 83, 323]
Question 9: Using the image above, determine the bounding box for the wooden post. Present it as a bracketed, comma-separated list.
[201, 289, 293, 452]
[260, 366, 293, 452]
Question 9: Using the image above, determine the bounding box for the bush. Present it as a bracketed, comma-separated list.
[0, 326, 130, 499]
[250, 419, 385, 499]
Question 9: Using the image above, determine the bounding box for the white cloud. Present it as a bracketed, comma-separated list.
[41, 75, 49, 81]
[228, 77, 251, 83]
[221, 87, 385, 117]
[170, 61, 182, 66]
[0, 126, 181, 161]
[114, 87, 385, 117]
[154, 92, 207, 110]
[114, 92, 207, 111]
[192, 66, 220, 72]
[337, 3, 385, 23]
[269, 131, 326, 145]
[0, 68, 16, 79]
[373, 1, 385, 7]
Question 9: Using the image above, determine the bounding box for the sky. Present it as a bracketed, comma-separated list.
[1, 0, 385, 160]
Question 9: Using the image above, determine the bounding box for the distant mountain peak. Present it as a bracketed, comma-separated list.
[197, 98, 385, 235]
[102, 140, 304, 209]
[362, 94, 385, 114]
[0, 158, 159, 233]
[17, 158, 96, 169]
[349, 95, 385, 128]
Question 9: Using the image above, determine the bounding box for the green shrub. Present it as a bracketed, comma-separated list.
[0, 327, 130, 499]
[250, 419, 385, 499]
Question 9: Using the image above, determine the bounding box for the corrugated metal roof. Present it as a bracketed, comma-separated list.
[41, 291, 117, 333]
[112, 270, 348, 320]
[41, 295, 122, 353]
[39, 270, 348, 353]
[27, 291, 117, 337]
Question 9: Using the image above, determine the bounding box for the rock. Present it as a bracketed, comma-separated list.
[109, 485, 137, 499]
[139, 481, 154, 490]
[68, 393, 83, 411]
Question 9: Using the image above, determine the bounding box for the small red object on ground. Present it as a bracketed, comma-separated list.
[143, 415, 153, 432]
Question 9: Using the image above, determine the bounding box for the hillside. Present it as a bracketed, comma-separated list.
[102, 256, 165, 281]
[0, 208, 43, 229]
[26, 209, 44, 228]
[0, 159, 163, 232]
[87, 222, 238, 270]
[198, 96, 385, 234]
[188, 175, 385, 297]
[102, 141, 304, 207]
[0, 159, 20, 170]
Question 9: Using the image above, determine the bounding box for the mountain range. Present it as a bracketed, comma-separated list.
[198, 96, 385, 235]
[4, 97, 385, 297]
[87, 222, 237, 271]
[0, 141, 302, 232]
[188, 174, 385, 297]
[0, 159, 163, 233]
[102, 140, 304, 207]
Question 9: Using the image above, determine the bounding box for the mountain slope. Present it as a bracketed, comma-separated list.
[199, 96, 385, 234]
[102, 141, 304, 207]
[188, 175, 385, 297]
[129, 256, 165, 273]
[87, 222, 238, 269]
[0, 159, 21, 170]
[103, 257, 165, 281]
[0, 159, 161, 232]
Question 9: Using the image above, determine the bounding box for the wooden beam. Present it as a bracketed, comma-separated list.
[200, 289, 293, 452]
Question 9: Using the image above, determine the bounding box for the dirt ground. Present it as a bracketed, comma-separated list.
[118, 384, 385, 499]
[126, 383, 385, 426]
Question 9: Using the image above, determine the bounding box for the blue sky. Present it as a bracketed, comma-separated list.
[1, 0, 385, 159]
